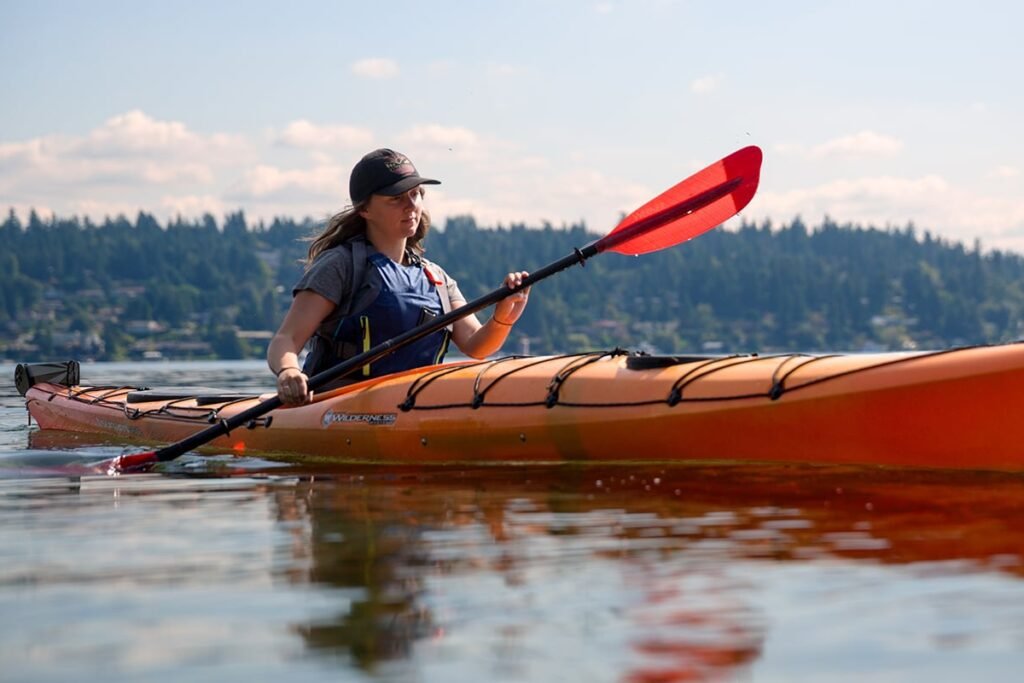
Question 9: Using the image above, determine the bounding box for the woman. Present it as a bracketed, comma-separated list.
[268, 148, 530, 405]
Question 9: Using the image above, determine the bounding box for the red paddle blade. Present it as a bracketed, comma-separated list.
[102, 451, 159, 474]
[599, 145, 762, 256]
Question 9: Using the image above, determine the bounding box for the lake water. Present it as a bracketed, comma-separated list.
[3, 360, 1024, 682]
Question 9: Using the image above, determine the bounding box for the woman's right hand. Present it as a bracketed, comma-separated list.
[277, 367, 312, 406]
[268, 290, 337, 406]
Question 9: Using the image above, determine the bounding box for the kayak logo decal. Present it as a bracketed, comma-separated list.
[321, 409, 397, 428]
[96, 418, 133, 436]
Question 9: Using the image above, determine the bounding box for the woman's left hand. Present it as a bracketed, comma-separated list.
[492, 271, 530, 326]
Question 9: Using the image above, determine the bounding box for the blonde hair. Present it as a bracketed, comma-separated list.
[305, 200, 432, 267]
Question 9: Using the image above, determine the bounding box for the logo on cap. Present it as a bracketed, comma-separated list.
[385, 155, 414, 174]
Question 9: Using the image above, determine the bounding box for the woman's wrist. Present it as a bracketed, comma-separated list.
[274, 365, 301, 377]
[491, 317, 513, 327]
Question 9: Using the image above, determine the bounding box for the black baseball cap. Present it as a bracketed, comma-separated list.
[349, 148, 440, 204]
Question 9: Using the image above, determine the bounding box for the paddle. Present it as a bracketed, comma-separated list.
[107, 145, 762, 473]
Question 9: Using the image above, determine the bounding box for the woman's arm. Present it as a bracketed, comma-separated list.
[451, 271, 530, 359]
[267, 290, 336, 405]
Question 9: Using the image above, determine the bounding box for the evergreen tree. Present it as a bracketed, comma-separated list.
[5, 208, 1024, 360]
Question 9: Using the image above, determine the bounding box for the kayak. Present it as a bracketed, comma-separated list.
[17, 343, 1024, 470]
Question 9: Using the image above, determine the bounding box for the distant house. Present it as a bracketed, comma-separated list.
[124, 320, 166, 336]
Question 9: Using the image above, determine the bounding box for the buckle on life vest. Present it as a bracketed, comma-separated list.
[423, 265, 443, 286]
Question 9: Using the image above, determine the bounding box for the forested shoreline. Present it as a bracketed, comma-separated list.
[4, 208, 1024, 361]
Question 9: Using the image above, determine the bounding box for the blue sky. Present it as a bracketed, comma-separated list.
[3, 1, 1023, 251]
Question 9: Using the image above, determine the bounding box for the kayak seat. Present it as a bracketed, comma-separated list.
[125, 387, 256, 405]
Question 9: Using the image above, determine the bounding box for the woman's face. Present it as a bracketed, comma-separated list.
[360, 186, 425, 240]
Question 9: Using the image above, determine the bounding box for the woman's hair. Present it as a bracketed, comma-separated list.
[305, 197, 432, 267]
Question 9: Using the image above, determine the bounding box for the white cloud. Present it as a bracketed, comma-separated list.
[966, 195, 1024, 235]
[396, 124, 491, 164]
[78, 110, 249, 161]
[0, 110, 247, 195]
[1, 112, 354, 221]
[757, 175, 949, 221]
[753, 173, 1024, 252]
[81, 110, 200, 156]
[277, 120, 374, 150]
[5, 111, 1023, 256]
[0, 137, 49, 166]
[0, 139, 52, 185]
[991, 165, 1021, 179]
[809, 131, 904, 159]
[594, 2, 614, 14]
[141, 162, 215, 185]
[690, 75, 719, 94]
[160, 194, 227, 218]
[431, 163, 652, 233]
[71, 198, 154, 219]
[351, 58, 399, 79]
[229, 164, 346, 202]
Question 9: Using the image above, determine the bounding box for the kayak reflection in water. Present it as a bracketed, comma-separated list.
[267, 148, 531, 405]
[268, 463, 1024, 680]
[268, 466, 767, 679]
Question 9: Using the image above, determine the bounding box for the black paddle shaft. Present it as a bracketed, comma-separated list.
[150, 242, 601, 461]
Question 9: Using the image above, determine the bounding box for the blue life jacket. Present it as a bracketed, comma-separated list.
[302, 242, 452, 382]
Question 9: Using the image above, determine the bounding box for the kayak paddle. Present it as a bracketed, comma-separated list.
[107, 145, 762, 473]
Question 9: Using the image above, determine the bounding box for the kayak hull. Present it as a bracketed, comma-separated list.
[23, 344, 1024, 470]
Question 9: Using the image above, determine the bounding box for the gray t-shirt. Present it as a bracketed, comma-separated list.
[294, 241, 464, 340]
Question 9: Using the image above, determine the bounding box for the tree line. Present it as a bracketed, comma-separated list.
[3, 207, 1024, 361]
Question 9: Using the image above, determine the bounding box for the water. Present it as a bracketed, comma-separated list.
[3, 361, 1024, 681]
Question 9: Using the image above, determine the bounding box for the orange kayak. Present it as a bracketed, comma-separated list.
[19, 343, 1024, 470]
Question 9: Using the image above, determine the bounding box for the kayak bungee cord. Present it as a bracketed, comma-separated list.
[28, 344, 998, 420]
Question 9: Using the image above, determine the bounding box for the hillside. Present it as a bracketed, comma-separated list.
[4, 209, 1023, 361]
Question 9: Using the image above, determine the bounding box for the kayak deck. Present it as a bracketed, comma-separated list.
[22, 345, 1024, 470]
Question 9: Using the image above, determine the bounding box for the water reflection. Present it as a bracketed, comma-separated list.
[3, 458, 1024, 681]
[280, 479, 435, 670]
[8, 421, 1024, 679]
[260, 463, 1024, 681]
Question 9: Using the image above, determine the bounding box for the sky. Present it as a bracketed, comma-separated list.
[3, 1, 1024, 252]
